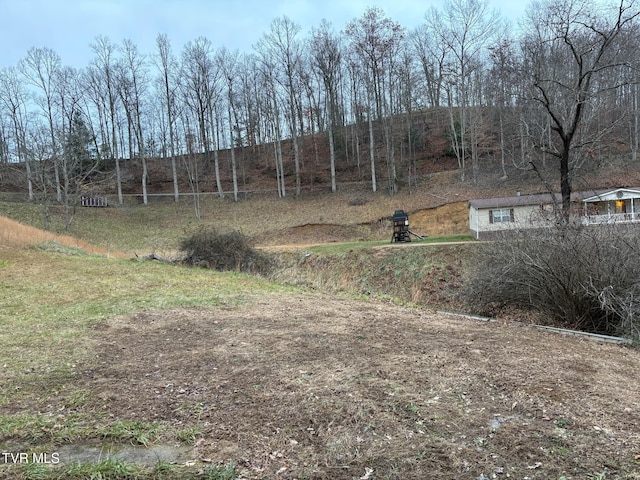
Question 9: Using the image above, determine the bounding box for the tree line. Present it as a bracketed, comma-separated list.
[0, 0, 639, 228]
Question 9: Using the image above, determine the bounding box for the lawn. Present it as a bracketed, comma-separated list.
[0, 201, 639, 479]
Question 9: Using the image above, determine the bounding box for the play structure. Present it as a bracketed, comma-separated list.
[391, 210, 424, 243]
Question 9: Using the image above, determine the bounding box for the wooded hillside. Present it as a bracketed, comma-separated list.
[1, 0, 639, 225]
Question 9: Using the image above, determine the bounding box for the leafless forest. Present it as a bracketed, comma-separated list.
[1, 0, 639, 226]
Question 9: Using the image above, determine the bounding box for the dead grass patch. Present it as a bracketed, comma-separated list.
[5, 293, 638, 479]
[0, 215, 117, 256]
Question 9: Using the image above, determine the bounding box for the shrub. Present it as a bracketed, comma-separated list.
[179, 227, 273, 275]
[463, 223, 640, 340]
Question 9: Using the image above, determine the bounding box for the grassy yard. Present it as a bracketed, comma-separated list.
[1, 200, 639, 479]
[0, 242, 293, 479]
[0, 187, 470, 254]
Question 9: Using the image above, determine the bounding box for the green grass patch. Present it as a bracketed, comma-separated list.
[0, 248, 292, 428]
[0, 244, 293, 463]
[0, 413, 95, 444]
[422, 234, 473, 243]
[35, 241, 90, 256]
[96, 420, 164, 447]
[306, 234, 474, 255]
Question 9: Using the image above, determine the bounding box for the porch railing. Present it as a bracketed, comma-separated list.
[582, 212, 640, 225]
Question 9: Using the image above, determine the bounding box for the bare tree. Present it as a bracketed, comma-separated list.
[27, 124, 57, 229]
[154, 33, 181, 202]
[57, 68, 101, 230]
[0, 67, 33, 199]
[254, 43, 287, 197]
[487, 34, 518, 178]
[345, 7, 405, 193]
[427, 0, 498, 182]
[0, 118, 10, 163]
[257, 16, 304, 196]
[217, 47, 241, 202]
[311, 19, 343, 193]
[118, 39, 150, 204]
[179, 112, 202, 219]
[237, 54, 263, 153]
[520, 0, 640, 219]
[90, 36, 124, 204]
[181, 37, 224, 198]
[19, 47, 63, 202]
[411, 24, 448, 108]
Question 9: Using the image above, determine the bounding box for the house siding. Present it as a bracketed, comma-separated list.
[469, 188, 640, 238]
[470, 204, 551, 239]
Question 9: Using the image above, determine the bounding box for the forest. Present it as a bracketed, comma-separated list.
[1, 0, 639, 228]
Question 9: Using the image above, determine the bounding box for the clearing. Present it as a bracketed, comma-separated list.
[2, 284, 640, 478]
[1, 187, 639, 479]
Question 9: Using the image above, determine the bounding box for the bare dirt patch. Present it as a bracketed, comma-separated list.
[257, 201, 469, 248]
[408, 201, 469, 237]
[78, 293, 640, 479]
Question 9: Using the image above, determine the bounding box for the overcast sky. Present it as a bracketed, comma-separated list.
[0, 0, 529, 69]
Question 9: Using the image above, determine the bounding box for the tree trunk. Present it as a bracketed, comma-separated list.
[560, 142, 572, 223]
[369, 110, 376, 193]
[329, 126, 336, 192]
[229, 106, 238, 202]
[141, 156, 148, 205]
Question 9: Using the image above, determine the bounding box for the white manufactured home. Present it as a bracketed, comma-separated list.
[468, 188, 640, 239]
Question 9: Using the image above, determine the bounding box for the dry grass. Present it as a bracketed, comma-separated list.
[1, 164, 640, 479]
[55, 294, 640, 479]
[0, 215, 114, 255]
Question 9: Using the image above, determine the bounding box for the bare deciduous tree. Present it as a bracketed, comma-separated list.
[19, 47, 63, 202]
[182, 37, 224, 199]
[346, 7, 405, 194]
[311, 19, 342, 193]
[520, 0, 640, 219]
[154, 33, 181, 202]
[257, 16, 304, 195]
[89, 36, 124, 204]
[427, 0, 498, 182]
[217, 47, 241, 202]
[118, 39, 150, 204]
[0, 67, 33, 199]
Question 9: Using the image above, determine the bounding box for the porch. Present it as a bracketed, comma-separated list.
[581, 188, 640, 225]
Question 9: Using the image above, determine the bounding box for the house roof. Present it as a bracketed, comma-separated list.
[582, 188, 640, 203]
[468, 188, 638, 209]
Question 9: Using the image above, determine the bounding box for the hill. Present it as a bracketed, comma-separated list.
[0, 106, 633, 200]
[2, 105, 640, 250]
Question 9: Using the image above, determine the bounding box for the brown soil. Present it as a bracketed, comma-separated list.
[408, 201, 469, 237]
[67, 293, 640, 479]
[258, 201, 470, 248]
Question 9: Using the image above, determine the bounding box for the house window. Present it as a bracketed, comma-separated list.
[489, 208, 514, 224]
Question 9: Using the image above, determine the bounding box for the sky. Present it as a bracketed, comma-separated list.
[0, 0, 529, 69]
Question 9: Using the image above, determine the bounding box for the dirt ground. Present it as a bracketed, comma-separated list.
[257, 201, 471, 248]
[76, 293, 640, 479]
